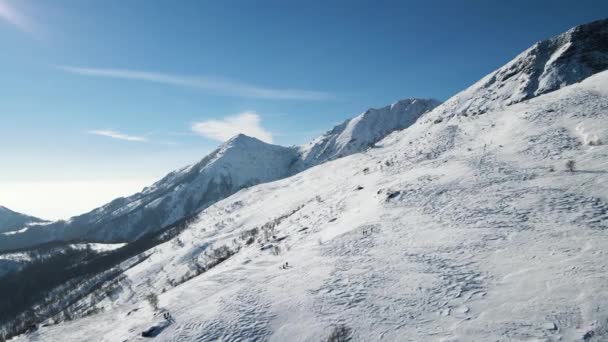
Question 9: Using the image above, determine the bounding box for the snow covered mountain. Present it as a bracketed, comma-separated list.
[0, 99, 438, 251]
[422, 18, 608, 124]
[0, 135, 298, 250]
[0, 206, 44, 234]
[67, 133, 299, 242]
[8, 19, 608, 342]
[295, 98, 440, 170]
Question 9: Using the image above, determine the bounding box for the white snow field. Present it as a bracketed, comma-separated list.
[11, 19, 608, 341]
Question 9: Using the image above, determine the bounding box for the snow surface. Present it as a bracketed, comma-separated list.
[69, 243, 127, 253]
[13, 66, 608, 341]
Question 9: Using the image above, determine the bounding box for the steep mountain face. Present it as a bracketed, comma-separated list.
[0, 135, 299, 250]
[295, 98, 440, 170]
[0, 206, 44, 234]
[0, 99, 438, 251]
[422, 18, 608, 124]
[6, 19, 608, 342]
[66, 134, 299, 242]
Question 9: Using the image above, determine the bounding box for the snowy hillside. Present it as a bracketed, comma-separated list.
[0, 206, 44, 234]
[11, 20, 608, 341]
[0, 99, 438, 251]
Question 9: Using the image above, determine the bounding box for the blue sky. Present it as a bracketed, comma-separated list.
[1, 0, 606, 219]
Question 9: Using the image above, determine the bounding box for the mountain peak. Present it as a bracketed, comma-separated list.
[227, 133, 252, 142]
[220, 133, 271, 149]
[423, 18, 608, 123]
[217, 134, 276, 158]
[389, 98, 441, 111]
[528, 18, 608, 97]
[296, 97, 440, 169]
[0, 206, 44, 234]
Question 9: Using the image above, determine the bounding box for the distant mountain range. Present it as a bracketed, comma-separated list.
[0, 98, 439, 251]
[0, 206, 45, 234]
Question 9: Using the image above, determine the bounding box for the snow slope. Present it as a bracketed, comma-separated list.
[0, 206, 44, 234]
[13, 20, 608, 342]
[0, 100, 438, 251]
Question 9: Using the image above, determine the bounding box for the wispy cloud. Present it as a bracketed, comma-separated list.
[88, 130, 148, 142]
[159, 140, 180, 146]
[0, 0, 37, 35]
[57, 65, 333, 101]
[192, 111, 273, 143]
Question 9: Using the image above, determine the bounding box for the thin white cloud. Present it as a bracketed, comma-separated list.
[88, 130, 148, 142]
[159, 140, 180, 146]
[0, 0, 36, 35]
[191, 111, 273, 143]
[57, 65, 333, 101]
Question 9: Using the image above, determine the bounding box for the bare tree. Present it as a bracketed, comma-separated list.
[145, 293, 159, 311]
[326, 325, 351, 342]
[565, 160, 576, 172]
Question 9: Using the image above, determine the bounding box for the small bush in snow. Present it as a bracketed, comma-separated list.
[212, 245, 233, 260]
[145, 293, 159, 311]
[325, 324, 351, 342]
[240, 227, 259, 240]
[173, 237, 185, 248]
[565, 160, 576, 172]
